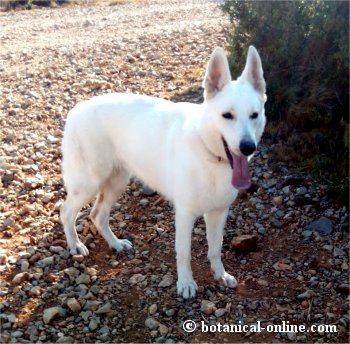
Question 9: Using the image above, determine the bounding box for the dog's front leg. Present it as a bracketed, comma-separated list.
[175, 207, 198, 299]
[205, 208, 237, 288]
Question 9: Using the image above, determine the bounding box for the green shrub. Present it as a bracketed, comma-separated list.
[221, 0, 349, 205]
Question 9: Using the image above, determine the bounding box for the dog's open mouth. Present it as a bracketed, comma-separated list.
[222, 137, 251, 190]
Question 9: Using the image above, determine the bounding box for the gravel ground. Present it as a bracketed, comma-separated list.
[0, 1, 349, 343]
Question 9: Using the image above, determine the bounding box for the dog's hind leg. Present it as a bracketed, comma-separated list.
[90, 168, 132, 253]
[61, 180, 98, 256]
[205, 208, 237, 288]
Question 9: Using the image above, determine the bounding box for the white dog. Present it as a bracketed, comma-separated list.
[61, 46, 266, 299]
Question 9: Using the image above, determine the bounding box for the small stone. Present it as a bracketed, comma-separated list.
[110, 259, 119, 267]
[80, 310, 92, 321]
[201, 300, 216, 315]
[25, 325, 38, 338]
[214, 308, 226, 317]
[67, 297, 81, 312]
[126, 53, 136, 63]
[273, 262, 292, 271]
[336, 284, 349, 295]
[302, 230, 313, 239]
[49, 246, 64, 253]
[47, 273, 59, 283]
[56, 336, 74, 343]
[88, 318, 98, 331]
[129, 273, 146, 286]
[119, 222, 127, 229]
[297, 290, 315, 300]
[273, 196, 283, 206]
[7, 314, 16, 323]
[99, 326, 110, 336]
[296, 186, 307, 195]
[145, 317, 159, 330]
[333, 247, 346, 258]
[75, 273, 91, 285]
[139, 198, 149, 206]
[257, 279, 269, 286]
[83, 19, 93, 27]
[141, 185, 156, 196]
[305, 217, 333, 236]
[46, 134, 58, 144]
[275, 210, 285, 218]
[158, 274, 173, 288]
[230, 235, 258, 252]
[3, 218, 15, 228]
[0, 253, 7, 265]
[322, 244, 333, 252]
[84, 300, 101, 311]
[12, 272, 29, 285]
[159, 324, 168, 336]
[72, 255, 84, 262]
[95, 302, 111, 314]
[165, 309, 175, 317]
[42, 193, 54, 203]
[194, 227, 205, 235]
[21, 260, 29, 272]
[149, 303, 158, 315]
[43, 306, 66, 324]
[11, 331, 23, 338]
[287, 332, 297, 341]
[301, 300, 309, 308]
[270, 218, 282, 228]
[28, 286, 42, 296]
[36, 256, 54, 268]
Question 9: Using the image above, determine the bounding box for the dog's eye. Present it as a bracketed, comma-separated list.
[222, 112, 234, 120]
[250, 112, 259, 119]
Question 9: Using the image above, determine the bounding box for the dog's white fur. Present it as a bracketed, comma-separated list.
[61, 46, 266, 299]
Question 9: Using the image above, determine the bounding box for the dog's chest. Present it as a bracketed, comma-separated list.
[176, 161, 238, 214]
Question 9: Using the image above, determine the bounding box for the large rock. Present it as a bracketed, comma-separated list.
[305, 217, 333, 236]
[230, 235, 258, 252]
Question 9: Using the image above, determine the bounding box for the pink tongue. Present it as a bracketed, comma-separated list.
[231, 153, 251, 190]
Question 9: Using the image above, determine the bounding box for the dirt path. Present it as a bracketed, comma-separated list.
[0, 1, 349, 343]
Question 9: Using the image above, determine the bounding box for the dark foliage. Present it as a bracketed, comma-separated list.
[222, 0, 349, 205]
[0, 0, 74, 10]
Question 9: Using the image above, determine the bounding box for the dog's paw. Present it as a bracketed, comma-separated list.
[110, 238, 133, 253]
[217, 272, 237, 288]
[69, 240, 89, 256]
[177, 279, 198, 299]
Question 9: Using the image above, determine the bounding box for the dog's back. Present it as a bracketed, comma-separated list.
[62, 93, 200, 199]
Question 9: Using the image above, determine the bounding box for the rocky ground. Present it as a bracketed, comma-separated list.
[0, 1, 349, 343]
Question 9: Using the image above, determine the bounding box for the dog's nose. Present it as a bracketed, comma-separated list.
[239, 140, 256, 156]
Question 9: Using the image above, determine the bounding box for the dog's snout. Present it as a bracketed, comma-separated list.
[239, 140, 256, 156]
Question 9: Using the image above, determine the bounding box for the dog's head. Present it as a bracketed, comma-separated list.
[202, 46, 267, 190]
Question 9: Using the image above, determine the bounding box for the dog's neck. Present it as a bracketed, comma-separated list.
[199, 135, 227, 164]
[196, 117, 229, 165]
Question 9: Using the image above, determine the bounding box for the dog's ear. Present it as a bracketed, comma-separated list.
[203, 47, 232, 99]
[240, 46, 265, 94]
